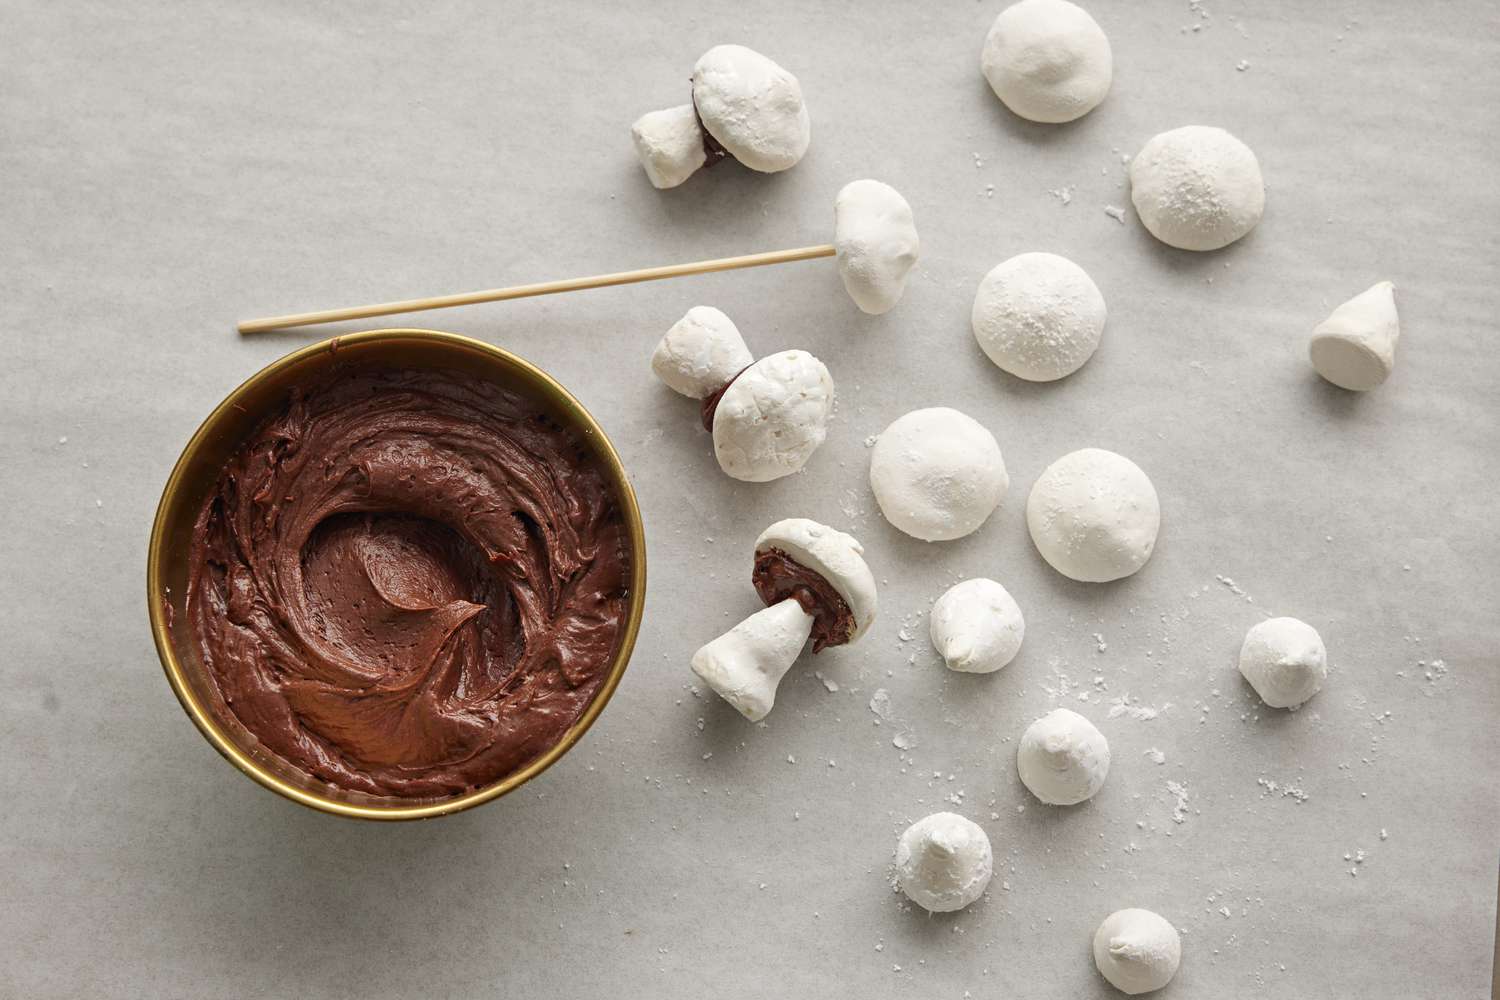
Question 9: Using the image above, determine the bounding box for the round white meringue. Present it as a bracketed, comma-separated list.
[870, 408, 1008, 542]
[1017, 708, 1110, 805]
[1238, 617, 1327, 709]
[1092, 908, 1182, 995]
[929, 578, 1025, 674]
[895, 812, 994, 913]
[691, 45, 810, 173]
[971, 252, 1106, 381]
[1027, 448, 1159, 583]
[834, 179, 920, 315]
[756, 518, 878, 642]
[712, 349, 833, 482]
[1310, 281, 1400, 391]
[630, 104, 708, 189]
[981, 0, 1113, 123]
[651, 306, 754, 399]
[1130, 126, 1265, 251]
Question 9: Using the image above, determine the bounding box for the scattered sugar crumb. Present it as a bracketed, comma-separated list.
[1145, 748, 1166, 765]
[869, 688, 892, 720]
[814, 671, 839, 693]
[1104, 205, 1126, 224]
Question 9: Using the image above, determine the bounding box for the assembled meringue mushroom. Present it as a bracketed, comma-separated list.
[1027, 448, 1160, 582]
[1130, 126, 1265, 251]
[650, 308, 834, 483]
[1309, 281, 1400, 391]
[834, 180, 920, 315]
[691, 519, 877, 721]
[929, 578, 1025, 674]
[631, 44, 810, 188]
[1017, 707, 1110, 805]
[1092, 908, 1183, 995]
[1238, 617, 1327, 709]
[870, 408, 1009, 542]
[972, 251, 1107, 381]
[982, 0, 1113, 124]
[895, 812, 994, 913]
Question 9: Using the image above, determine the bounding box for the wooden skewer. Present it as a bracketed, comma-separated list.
[238, 244, 838, 334]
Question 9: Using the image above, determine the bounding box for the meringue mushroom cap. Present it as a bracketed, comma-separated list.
[1017, 707, 1110, 805]
[1309, 281, 1400, 391]
[982, 0, 1113, 124]
[712, 349, 833, 482]
[1238, 616, 1327, 708]
[1129, 125, 1265, 251]
[895, 812, 994, 913]
[870, 407, 1009, 542]
[756, 518, 878, 642]
[929, 578, 1025, 673]
[1026, 448, 1159, 582]
[971, 251, 1107, 381]
[651, 306, 754, 399]
[834, 179, 920, 314]
[630, 104, 708, 189]
[691, 44, 810, 173]
[1092, 908, 1182, 995]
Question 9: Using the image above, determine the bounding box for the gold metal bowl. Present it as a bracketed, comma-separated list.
[147, 329, 646, 821]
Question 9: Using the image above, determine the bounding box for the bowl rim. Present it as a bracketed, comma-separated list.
[146, 328, 647, 821]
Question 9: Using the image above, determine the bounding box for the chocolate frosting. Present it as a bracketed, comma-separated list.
[698, 365, 751, 431]
[184, 367, 630, 799]
[752, 547, 855, 653]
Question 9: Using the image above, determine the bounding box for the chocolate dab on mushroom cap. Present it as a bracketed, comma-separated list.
[691, 519, 876, 721]
[834, 180, 920, 315]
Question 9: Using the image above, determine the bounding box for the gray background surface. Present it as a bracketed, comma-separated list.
[3, 1, 1498, 997]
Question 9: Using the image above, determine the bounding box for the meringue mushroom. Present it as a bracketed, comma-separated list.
[629, 104, 709, 190]
[1238, 617, 1327, 709]
[981, 0, 1113, 124]
[691, 519, 877, 721]
[1027, 448, 1159, 582]
[972, 251, 1106, 381]
[869, 408, 1008, 542]
[1092, 908, 1182, 995]
[692, 45, 810, 173]
[1130, 126, 1265, 251]
[1309, 281, 1400, 391]
[1017, 707, 1110, 805]
[895, 812, 994, 913]
[631, 44, 810, 188]
[834, 179, 920, 315]
[929, 578, 1025, 674]
[651, 308, 833, 482]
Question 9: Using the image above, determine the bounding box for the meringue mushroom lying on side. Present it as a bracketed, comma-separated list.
[651, 307, 834, 482]
[691, 519, 876, 722]
[895, 812, 994, 913]
[631, 45, 809, 188]
[929, 578, 1025, 674]
[1309, 281, 1400, 391]
[834, 180, 920, 315]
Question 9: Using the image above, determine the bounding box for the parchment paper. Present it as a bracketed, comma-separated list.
[2, 1, 1497, 996]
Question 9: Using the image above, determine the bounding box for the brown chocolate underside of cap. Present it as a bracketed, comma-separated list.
[699, 364, 751, 431]
[691, 96, 732, 168]
[752, 547, 855, 653]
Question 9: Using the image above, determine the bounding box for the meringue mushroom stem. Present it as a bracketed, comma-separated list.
[237, 245, 837, 334]
[689, 598, 814, 722]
